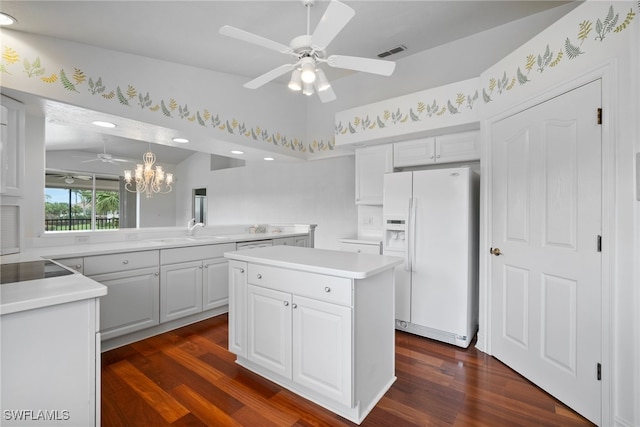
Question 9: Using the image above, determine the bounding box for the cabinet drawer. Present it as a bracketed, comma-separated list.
[248, 264, 352, 306]
[160, 243, 235, 265]
[84, 250, 159, 276]
[55, 257, 84, 273]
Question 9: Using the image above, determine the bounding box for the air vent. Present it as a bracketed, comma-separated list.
[377, 45, 406, 58]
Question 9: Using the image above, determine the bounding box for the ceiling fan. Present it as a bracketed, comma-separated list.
[73, 140, 132, 165]
[219, 0, 396, 103]
[50, 174, 92, 184]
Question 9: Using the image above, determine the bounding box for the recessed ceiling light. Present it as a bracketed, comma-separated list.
[231, 150, 244, 155]
[0, 13, 17, 26]
[92, 120, 116, 128]
[172, 137, 189, 143]
[264, 157, 275, 161]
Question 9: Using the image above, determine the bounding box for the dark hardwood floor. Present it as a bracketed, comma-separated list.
[101, 314, 594, 426]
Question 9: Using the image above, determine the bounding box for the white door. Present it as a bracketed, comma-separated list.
[490, 80, 602, 424]
[160, 261, 203, 322]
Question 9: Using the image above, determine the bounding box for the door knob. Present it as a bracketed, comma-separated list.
[490, 247, 502, 256]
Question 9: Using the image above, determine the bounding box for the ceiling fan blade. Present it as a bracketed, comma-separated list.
[327, 54, 396, 76]
[316, 85, 337, 103]
[81, 158, 100, 163]
[110, 158, 132, 163]
[219, 25, 292, 54]
[244, 64, 296, 89]
[310, 0, 355, 51]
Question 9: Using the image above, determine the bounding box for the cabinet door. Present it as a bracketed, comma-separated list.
[293, 236, 308, 247]
[292, 295, 352, 406]
[228, 260, 247, 357]
[203, 258, 228, 310]
[247, 284, 292, 379]
[90, 267, 160, 340]
[355, 144, 393, 205]
[160, 261, 203, 322]
[0, 96, 25, 196]
[393, 137, 436, 167]
[435, 130, 480, 163]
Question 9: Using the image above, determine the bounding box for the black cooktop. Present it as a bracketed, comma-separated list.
[0, 260, 74, 285]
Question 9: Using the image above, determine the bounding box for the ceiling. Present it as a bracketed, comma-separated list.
[0, 0, 578, 164]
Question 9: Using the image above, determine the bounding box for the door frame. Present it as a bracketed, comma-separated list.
[478, 60, 617, 424]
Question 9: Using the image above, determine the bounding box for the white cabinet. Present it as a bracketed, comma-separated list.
[0, 95, 25, 197]
[1, 298, 101, 426]
[160, 260, 203, 322]
[246, 284, 353, 405]
[225, 246, 399, 424]
[393, 130, 480, 168]
[160, 243, 235, 322]
[203, 257, 230, 310]
[228, 259, 248, 357]
[340, 240, 382, 254]
[355, 144, 393, 205]
[272, 235, 309, 247]
[85, 250, 160, 340]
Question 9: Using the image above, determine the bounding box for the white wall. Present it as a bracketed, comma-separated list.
[175, 153, 357, 250]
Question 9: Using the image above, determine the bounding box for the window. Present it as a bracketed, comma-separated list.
[45, 171, 128, 232]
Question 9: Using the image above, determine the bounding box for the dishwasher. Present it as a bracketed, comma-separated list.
[235, 240, 273, 250]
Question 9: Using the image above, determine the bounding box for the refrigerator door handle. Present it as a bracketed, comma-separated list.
[409, 197, 417, 272]
[404, 198, 412, 271]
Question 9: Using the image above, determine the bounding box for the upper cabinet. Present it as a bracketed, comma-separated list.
[355, 144, 393, 206]
[393, 131, 480, 168]
[0, 95, 25, 197]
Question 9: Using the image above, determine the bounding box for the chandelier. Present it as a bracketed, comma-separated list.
[123, 150, 173, 198]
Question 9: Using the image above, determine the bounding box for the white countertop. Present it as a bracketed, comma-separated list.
[0, 231, 306, 263]
[225, 245, 402, 279]
[0, 271, 107, 315]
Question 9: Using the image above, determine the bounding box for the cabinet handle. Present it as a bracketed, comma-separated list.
[292, 303, 297, 309]
[199, 265, 203, 269]
[430, 155, 434, 159]
[240, 269, 245, 273]
[283, 301, 289, 307]
[154, 272, 159, 276]
[204, 265, 208, 268]
[123, 260, 129, 264]
[75, 264, 81, 269]
[257, 274, 262, 279]
[324, 286, 331, 293]
[436, 154, 441, 159]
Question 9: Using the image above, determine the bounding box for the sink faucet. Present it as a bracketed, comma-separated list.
[187, 218, 204, 236]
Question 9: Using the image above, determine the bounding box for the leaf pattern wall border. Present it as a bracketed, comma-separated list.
[1, 48, 336, 155]
[336, 4, 635, 137]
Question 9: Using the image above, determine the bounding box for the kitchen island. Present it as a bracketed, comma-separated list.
[224, 245, 403, 424]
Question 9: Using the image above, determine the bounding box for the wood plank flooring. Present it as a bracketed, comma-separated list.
[101, 314, 594, 426]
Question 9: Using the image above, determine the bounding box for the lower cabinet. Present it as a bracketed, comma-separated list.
[84, 250, 160, 341]
[1, 298, 101, 426]
[247, 284, 352, 406]
[160, 261, 203, 322]
[228, 259, 248, 357]
[89, 267, 160, 340]
[160, 243, 235, 323]
[272, 236, 309, 247]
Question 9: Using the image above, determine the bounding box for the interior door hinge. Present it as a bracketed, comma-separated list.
[597, 363, 602, 381]
[597, 235, 602, 252]
[597, 108, 602, 125]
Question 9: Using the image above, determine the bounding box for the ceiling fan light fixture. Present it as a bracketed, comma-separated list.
[302, 81, 314, 96]
[315, 69, 330, 92]
[288, 69, 302, 91]
[300, 57, 316, 83]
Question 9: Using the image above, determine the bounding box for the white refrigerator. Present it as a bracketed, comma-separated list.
[382, 166, 479, 348]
